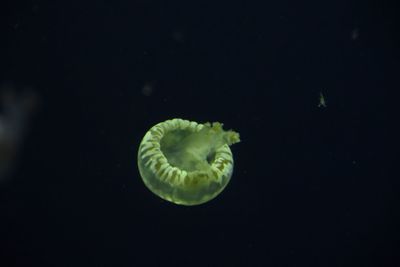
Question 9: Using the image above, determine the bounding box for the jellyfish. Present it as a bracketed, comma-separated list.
[137, 118, 240, 206]
[0, 86, 39, 182]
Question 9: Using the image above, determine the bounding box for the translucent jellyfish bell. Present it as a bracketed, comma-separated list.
[0, 87, 38, 182]
[137, 118, 240, 206]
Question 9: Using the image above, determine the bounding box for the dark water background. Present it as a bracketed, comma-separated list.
[1, 0, 396, 266]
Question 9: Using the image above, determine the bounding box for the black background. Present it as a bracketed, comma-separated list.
[1, 0, 397, 266]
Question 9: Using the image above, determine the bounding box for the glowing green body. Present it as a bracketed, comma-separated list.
[137, 119, 240, 205]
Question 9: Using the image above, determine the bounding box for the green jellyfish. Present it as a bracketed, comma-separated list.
[137, 118, 240, 206]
